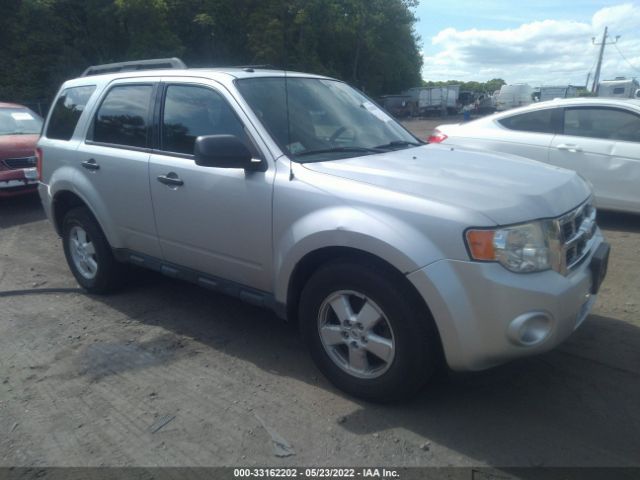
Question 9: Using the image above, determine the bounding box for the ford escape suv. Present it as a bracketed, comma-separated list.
[38, 60, 610, 401]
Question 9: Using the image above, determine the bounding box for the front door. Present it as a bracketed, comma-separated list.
[148, 81, 274, 292]
[549, 106, 640, 212]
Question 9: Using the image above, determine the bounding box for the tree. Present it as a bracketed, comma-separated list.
[0, 0, 424, 103]
[422, 78, 507, 94]
[484, 78, 506, 93]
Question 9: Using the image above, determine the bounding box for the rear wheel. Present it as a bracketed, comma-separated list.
[300, 260, 438, 402]
[62, 207, 125, 293]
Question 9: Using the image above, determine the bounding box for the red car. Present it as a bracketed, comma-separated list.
[0, 102, 43, 197]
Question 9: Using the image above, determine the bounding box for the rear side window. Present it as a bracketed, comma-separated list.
[564, 107, 640, 142]
[161, 85, 246, 155]
[46, 85, 96, 140]
[498, 109, 556, 134]
[93, 85, 153, 148]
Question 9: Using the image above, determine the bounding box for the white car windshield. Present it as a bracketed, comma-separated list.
[0, 108, 43, 135]
[236, 77, 421, 162]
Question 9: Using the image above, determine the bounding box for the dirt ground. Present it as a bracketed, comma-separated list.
[1, 136, 639, 467]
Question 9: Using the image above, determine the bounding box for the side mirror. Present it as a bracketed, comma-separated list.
[194, 134, 261, 170]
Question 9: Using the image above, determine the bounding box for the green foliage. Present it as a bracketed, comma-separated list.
[422, 78, 507, 94]
[577, 88, 596, 97]
[0, 0, 423, 103]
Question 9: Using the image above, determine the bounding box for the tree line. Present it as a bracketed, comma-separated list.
[421, 79, 507, 94]
[0, 0, 424, 106]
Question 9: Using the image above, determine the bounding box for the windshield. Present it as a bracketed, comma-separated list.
[236, 77, 421, 162]
[0, 108, 43, 135]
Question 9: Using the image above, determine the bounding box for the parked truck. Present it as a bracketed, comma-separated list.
[406, 85, 460, 116]
[496, 83, 534, 111]
[378, 94, 413, 118]
[537, 85, 579, 102]
[597, 77, 640, 99]
[457, 91, 496, 115]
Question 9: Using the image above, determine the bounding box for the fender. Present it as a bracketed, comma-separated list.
[50, 168, 122, 248]
[272, 205, 446, 306]
[40, 165, 77, 227]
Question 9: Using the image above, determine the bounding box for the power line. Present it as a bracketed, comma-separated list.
[613, 43, 640, 75]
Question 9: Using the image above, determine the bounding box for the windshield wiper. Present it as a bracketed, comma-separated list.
[295, 146, 383, 157]
[373, 140, 423, 150]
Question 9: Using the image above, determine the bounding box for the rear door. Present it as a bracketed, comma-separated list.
[77, 81, 161, 257]
[39, 85, 97, 187]
[451, 108, 560, 163]
[549, 106, 640, 212]
[148, 79, 274, 292]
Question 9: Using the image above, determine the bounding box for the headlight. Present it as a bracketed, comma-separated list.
[465, 221, 557, 273]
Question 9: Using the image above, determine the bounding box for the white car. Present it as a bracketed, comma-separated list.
[431, 98, 640, 214]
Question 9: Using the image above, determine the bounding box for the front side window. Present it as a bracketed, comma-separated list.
[0, 108, 42, 136]
[564, 107, 640, 142]
[498, 109, 556, 134]
[93, 85, 153, 148]
[161, 85, 246, 155]
[46, 85, 95, 140]
[236, 77, 420, 162]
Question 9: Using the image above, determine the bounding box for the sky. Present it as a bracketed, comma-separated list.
[414, 1, 640, 86]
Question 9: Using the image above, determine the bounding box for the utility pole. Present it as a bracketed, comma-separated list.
[591, 26, 620, 93]
[585, 72, 591, 92]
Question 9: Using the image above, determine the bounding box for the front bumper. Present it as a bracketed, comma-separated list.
[0, 168, 38, 196]
[408, 232, 606, 371]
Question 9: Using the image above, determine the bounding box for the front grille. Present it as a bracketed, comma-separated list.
[3, 156, 37, 169]
[556, 201, 597, 274]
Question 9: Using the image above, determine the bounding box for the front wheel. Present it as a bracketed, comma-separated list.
[299, 261, 439, 402]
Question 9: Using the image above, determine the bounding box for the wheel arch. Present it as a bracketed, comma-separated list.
[51, 188, 119, 248]
[52, 190, 90, 235]
[285, 247, 434, 328]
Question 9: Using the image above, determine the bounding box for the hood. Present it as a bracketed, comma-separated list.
[0, 134, 39, 160]
[301, 144, 591, 225]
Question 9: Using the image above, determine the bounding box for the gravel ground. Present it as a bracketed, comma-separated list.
[1, 135, 639, 468]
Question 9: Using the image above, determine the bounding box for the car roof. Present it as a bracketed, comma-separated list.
[477, 97, 640, 123]
[506, 97, 640, 113]
[63, 68, 332, 87]
[0, 102, 28, 109]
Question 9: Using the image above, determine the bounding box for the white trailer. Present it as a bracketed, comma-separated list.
[598, 78, 640, 99]
[539, 85, 579, 102]
[406, 85, 460, 116]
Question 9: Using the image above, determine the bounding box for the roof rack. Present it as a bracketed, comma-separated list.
[81, 57, 187, 77]
[188, 64, 277, 72]
[230, 64, 276, 70]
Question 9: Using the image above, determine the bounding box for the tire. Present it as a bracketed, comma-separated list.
[62, 206, 125, 293]
[299, 260, 439, 402]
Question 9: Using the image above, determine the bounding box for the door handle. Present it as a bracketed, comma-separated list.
[157, 172, 184, 187]
[556, 144, 583, 153]
[81, 159, 100, 170]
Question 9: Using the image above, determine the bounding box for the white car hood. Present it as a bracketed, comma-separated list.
[301, 144, 591, 225]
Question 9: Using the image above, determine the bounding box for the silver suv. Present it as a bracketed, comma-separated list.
[37, 60, 610, 401]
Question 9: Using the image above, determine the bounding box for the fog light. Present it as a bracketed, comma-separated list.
[507, 312, 553, 346]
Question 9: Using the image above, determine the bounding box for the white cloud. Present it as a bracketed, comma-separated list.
[422, 3, 640, 86]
